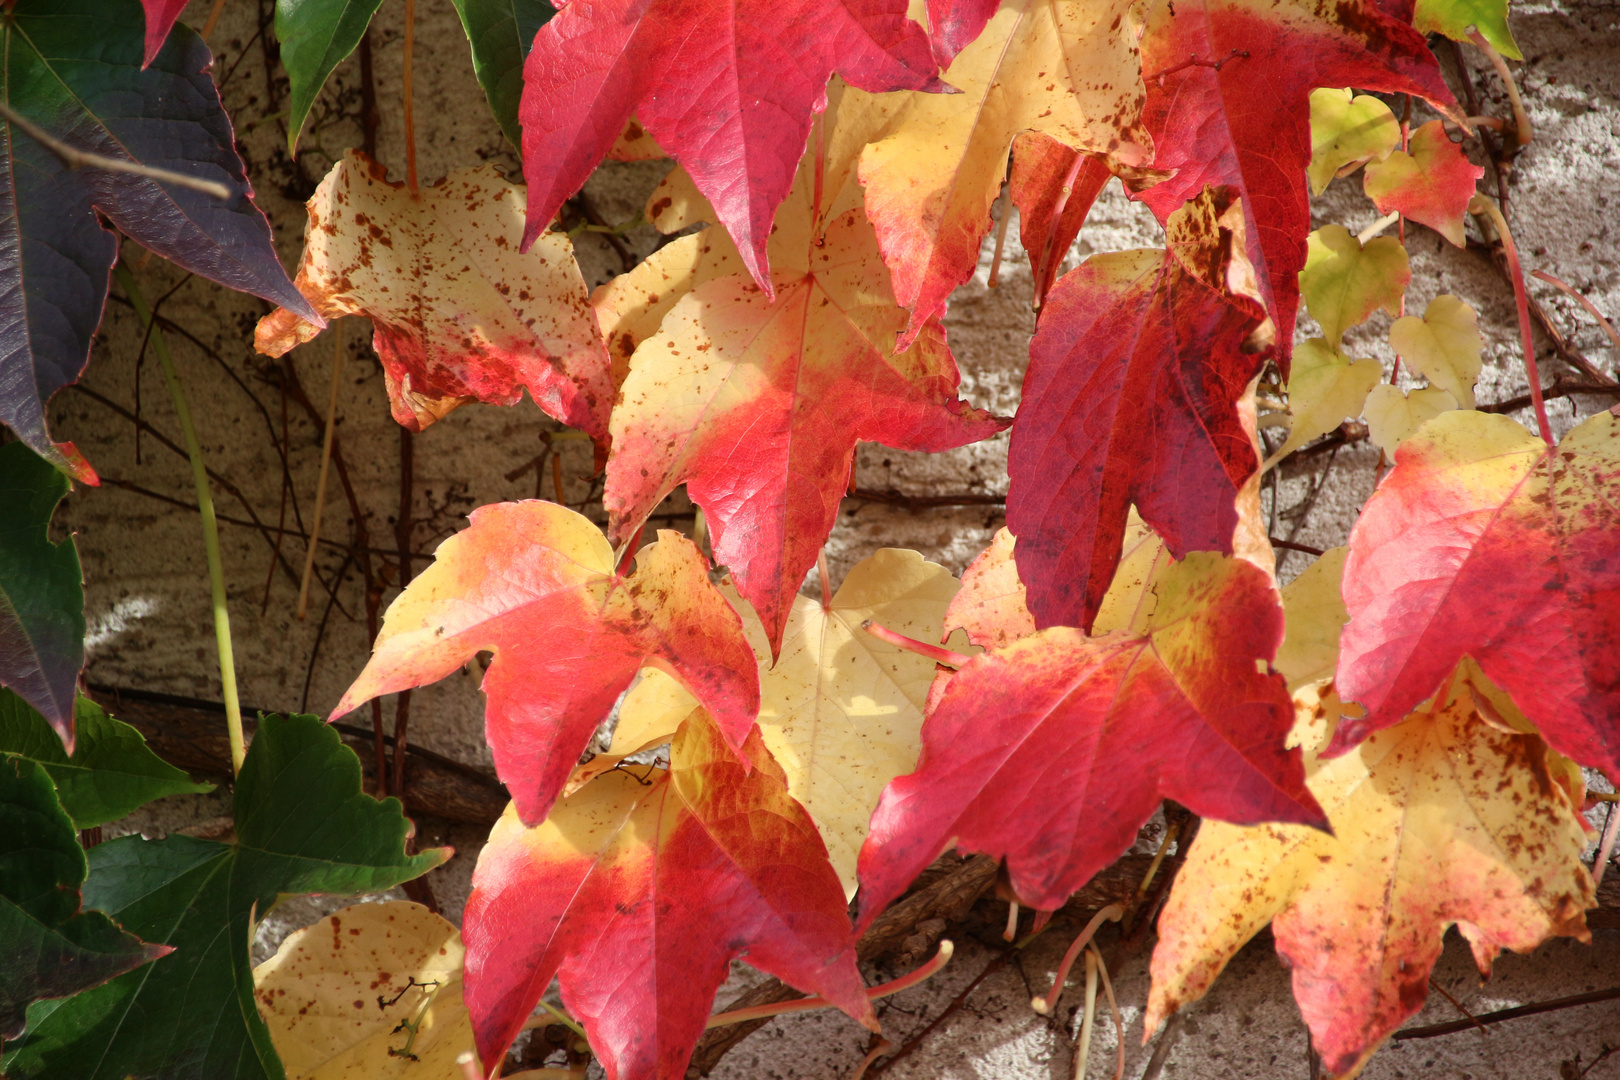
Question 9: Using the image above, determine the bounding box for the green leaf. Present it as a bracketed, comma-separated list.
[451, 0, 557, 148]
[0, 690, 213, 829]
[0, 755, 166, 1041]
[1413, 0, 1521, 60]
[0, 443, 84, 752]
[2, 714, 450, 1080]
[277, 0, 387, 154]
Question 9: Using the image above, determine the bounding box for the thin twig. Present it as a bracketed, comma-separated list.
[1470, 195, 1551, 444]
[297, 320, 346, 619]
[1593, 803, 1620, 889]
[867, 950, 1013, 1078]
[1466, 31, 1531, 150]
[402, 0, 418, 193]
[1531, 271, 1620, 370]
[0, 101, 233, 198]
[1428, 977, 1490, 1036]
[1394, 986, 1620, 1041]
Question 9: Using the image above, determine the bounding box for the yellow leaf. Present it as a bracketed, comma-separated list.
[256, 152, 610, 440]
[1274, 547, 1348, 692]
[614, 550, 973, 895]
[254, 902, 472, 1080]
[1268, 338, 1383, 462]
[1299, 225, 1410, 345]
[1307, 89, 1400, 196]
[1364, 383, 1458, 452]
[1388, 294, 1483, 408]
[1148, 678, 1594, 1078]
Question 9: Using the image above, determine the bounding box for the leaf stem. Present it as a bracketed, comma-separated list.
[861, 621, 973, 668]
[1031, 904, 1122, 1015]
[1593, 802, 1620, 889]
[1469, 195, 1552, 444]
[1466, 30, 1531, 149]
[704, 940, 955, 1029]
[115, 263, 244, 773]
[1530, 270, 1620, 366]
[0, 101, 232, 199]
[296, 319, 344, 619]
[403, 0, 418, 193]
[1071, 950, 1099, 1080]
[817, 549, 833, 610]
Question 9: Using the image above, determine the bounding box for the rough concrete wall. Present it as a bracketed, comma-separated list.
[49, 0, 1620, 1075]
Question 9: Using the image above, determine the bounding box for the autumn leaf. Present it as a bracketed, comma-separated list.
[1134, 0, 1453, 366]
[1147, 678, 1594, 1078]
[138, 0, 187, 65]
[1265, 339, 1382, 463]
[1006, 186, 1268, 631]
[463, 712, 872, 1079]
[1273, 547, 1349, 692]
[1307, 89, 1399, 197]
[611, 549, 973, 895]
[258, 151, 612, 441]
[943, 528, 1036, 650]
[255, 901, 472, 1079]
[1333, 409, 1620, 777]
[0, 0, 318, 481]
[1362, 121, 1484, 247]
[1363, 384, 1457, 453]
[1388, 294, 1483, 408]
[1008, 133, 1114, 308]
[1299, 226, 1409, 347]
[1414, 0, 1520, 60]
[515, 0, 940, 291]
[334, 506, 760, 826]
[856, 551, 1322, 919]
[847, 0, 1153, 345]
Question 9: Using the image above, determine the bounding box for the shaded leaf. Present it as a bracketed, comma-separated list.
[1307, 89, 1399, 196]
[258, 151, 611, 440]
[1387, 294, 1483, 408]
[1364, 383, 1457, 452]
[1333, 409, 1620, 776]
[0, 755, 166, 1041]
[1299, 226, 1409, 346]
[464, 712, 871, 1079]
[3, 714, 447, 1080]
[0, 0, 318, 480]
[451, 0, 557, 150]
[1273, 547, 1349, 692]
[848, 0, 1153, 345]
[1134, 0, 1453, 367]
[1267, 338, 1383, 462]
[0, 690, 211, 830]
[276, 0, 386, 153]
[334, 508, 760, 826]
[254, 902, 471, 1079]
[856, 552, 1322, 919]
[1006, 186, 1267, 631]
[1362, 121, 1484, 247]
[1008, 133, 1113, 308]
[1148, 678, 1593, 1077]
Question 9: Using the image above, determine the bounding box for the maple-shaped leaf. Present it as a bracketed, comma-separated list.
[464, 711, 872, 1079]
[1006, 186, 1268, 631]
[1414, 0, 1520, 59]
[0, 755, 166, 1041]
[1333, 409, 1620, 775]
[604, 110, 1005, 652]
[334, 505, 760, 825]
[1388, 294, 1483, 408]
[857, 550, 1322, 919]
[1307, 89, 1399, 197]
[1148, 678, 1594, 1077]
[847, 0, 1153, 345]
[451, 0, 557, 150]
[1134, 0, 1453, 366]
[1363, 121, 1484, 247]
[138, 0, 187, 65]
[0, 0, 318, 481]
[1364, 384, 1457, 452]
[515, 0, 940, 291]
[611, 550, 972, 895]
[255, 901, 470, 1079]
[1266, 338, 1382, 462]
[1299, 226, 1409, 346]
[258, 151, 611, 440]
[3, 714, 446, 1080]
[1009, 133, 1114, 308]
[0, 445, 84, 751]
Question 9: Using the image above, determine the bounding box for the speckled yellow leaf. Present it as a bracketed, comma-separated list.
[254, 902, 472, 1080]
[256, 151, 611, 441]
[1148, 678, 1594, 1079]
[1388, 294, 1483, 408]
[1274, 547, 1348, 692]
[1364, 383, 1458, 452]
[1300, 225, 1410, 345]
[1307, 89, 1400, 196]
[613, 550, 972, 895]
[1268, 338, 1383, 462]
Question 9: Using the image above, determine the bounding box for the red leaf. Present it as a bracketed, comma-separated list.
[1333, 409, 1620, 775]
[139, 0, 187, 66]
[857, 552, 1323, 920]
[1134, 0, 1454, 370]
[465, 712, 873, 1079]
[1008, 133, 1112, 308]
[1006, 187, 1267, 632]
[517, 0, 939, 291]
[1362, 120, 1484, 247]
[924, 0, 1000, 64]
[333, 505, 761, 825]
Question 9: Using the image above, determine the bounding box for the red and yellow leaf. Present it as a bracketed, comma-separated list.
[1362, 120, 1484, 247]
[463, 712, 872, 1079]
[1008, 133, 1113, 308]
[1332, 409, 1620, 776]
[257, 152, 612, 441]
[333, 506, 760, 826]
